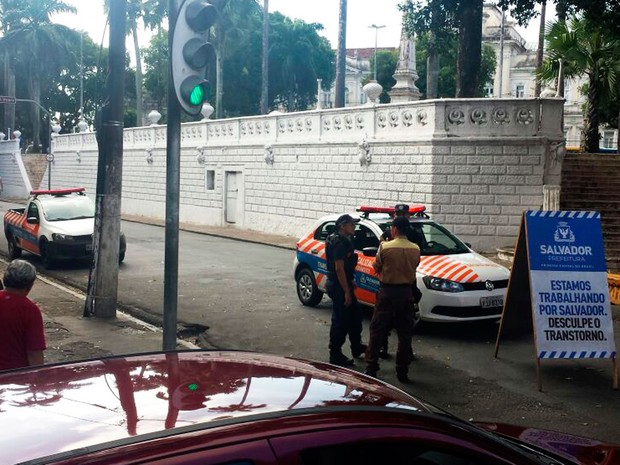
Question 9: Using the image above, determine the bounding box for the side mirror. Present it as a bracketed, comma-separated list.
[465, 242, 472, 248]
[26, 216, 39, 224]
[362, 247, 378, 257]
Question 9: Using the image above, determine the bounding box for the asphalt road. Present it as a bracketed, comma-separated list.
[1, 201, 620, 444]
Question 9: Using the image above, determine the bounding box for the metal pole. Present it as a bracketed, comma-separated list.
[369, 24, 385, 82]
[163, 0, 182, 350]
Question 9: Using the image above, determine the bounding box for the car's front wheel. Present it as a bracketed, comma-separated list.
[39, 240, 55, 269]
[296, 268, 323, 307]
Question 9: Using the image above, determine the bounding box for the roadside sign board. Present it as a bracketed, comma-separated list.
[0, 96, 16, 104]
[527, 211, 615, 359]
[495, 210, 617, 390]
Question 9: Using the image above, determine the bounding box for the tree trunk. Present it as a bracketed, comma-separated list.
[216, 41, 224, 119]
[133, 27, 144, 126]
[3, 51, 15, 134]
[557, 7, 566, 97]
[584, 69, 600, 153]
[456, 0, 483, 97]
[535, 0, 546, 97]
[260, 0, 269, 114]
[334, 0, 347, 108]
[426, 31, 438, 98]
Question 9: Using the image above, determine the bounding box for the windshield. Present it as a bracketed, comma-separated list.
[41, 195, 95, 221]
[378, 221, 470, 256]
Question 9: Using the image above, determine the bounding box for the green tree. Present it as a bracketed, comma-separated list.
[413, 32, 496, 98]
[210, 0, 261, 118]
[365, 50, 399, 103]
[104, 0, 167, 126]
[40, 32, 108, 134]
[0, 0, 78, 151]
[540, 17, 619, 152]
[143, 28, 168, 113]
[399, 0, 485, 97]
[268, 12, 335, 111]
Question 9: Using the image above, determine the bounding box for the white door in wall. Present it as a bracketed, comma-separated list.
[225, 171, 239, 223]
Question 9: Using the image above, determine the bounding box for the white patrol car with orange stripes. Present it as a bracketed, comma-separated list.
[4, 188, 126, 268]
[294, 205, 510, 323]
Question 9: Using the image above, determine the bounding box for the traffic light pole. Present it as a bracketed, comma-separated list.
[163, 0, 183, 350]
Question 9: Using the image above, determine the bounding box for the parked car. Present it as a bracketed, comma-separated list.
[4, 187, 126, 267]
[294, 205, 510, 323]
[0, 351, 616, 464]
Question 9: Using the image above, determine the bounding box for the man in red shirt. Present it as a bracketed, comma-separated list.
[0, 259, 46, 370]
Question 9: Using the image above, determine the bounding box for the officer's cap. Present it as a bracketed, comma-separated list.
[336, 214, 360, 227]
[394, 203, 410, 215]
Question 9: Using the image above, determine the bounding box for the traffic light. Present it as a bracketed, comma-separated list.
[171, 0, 218, 115]
[171, 381, 208, 410]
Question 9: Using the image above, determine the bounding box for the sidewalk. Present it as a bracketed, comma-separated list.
[0, 259, 196, 366]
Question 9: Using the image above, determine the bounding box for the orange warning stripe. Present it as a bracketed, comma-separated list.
[419, 255, 480, 283]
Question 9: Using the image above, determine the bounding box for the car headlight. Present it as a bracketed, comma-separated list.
[52, 233, 75, 241]
[423, 276, 464, 292]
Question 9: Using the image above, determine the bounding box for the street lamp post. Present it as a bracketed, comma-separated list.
[369, 24, 386, 81]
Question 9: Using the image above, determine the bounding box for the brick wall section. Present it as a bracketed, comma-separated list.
[0, 99, 565, 252]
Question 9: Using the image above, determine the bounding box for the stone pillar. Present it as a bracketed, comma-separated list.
[389, 10, 421, 103]
[543, 184, 561, 211]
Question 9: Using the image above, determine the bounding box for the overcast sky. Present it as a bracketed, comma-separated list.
[54, 1, 552, 60]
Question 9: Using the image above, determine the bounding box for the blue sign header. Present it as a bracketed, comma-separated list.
[526, 211, 607, 272]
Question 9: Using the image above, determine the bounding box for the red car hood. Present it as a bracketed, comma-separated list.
[0, 351, 429, 464]
[476, 422, 620, 465]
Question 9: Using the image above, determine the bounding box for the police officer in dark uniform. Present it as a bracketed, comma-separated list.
[325, 214, 367, 367]
[379, 204, 423, 358]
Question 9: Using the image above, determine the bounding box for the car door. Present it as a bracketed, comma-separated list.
[140, 439, 278, 465]
[20, 201, 41, 254]
[351, 222, 381, 306]
[269, 426, 524, 465]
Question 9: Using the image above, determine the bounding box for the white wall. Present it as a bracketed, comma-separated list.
[0, 98, 565, 251]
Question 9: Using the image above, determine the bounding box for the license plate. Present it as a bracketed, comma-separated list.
[86, 243, 92, 252]
[480, 296, 503, 308]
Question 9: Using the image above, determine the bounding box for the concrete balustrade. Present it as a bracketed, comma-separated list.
[0, 98, 565, 251]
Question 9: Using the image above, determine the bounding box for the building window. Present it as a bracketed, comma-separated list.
[206, 170, 215, 191]
[515, 84, 525, 98]
[345, 87, 350, 105]
[484, 83, 494, 98]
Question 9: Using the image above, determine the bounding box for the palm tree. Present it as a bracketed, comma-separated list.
[334, 0, 346, 108]
[0, 0, 78, 151]
[540, 17, 619, 152]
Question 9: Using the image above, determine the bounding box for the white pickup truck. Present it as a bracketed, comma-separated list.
[4, 187, 126, 267]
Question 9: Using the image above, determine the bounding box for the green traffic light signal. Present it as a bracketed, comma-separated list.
[171, 0, 218, 115]
[181, 76, 209, 107]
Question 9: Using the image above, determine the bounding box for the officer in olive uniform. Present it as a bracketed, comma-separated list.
[379, 204, 423, 358]
[366, 215, 420, 383]
[325, 214, 367, 367]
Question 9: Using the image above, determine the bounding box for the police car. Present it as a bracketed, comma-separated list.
[294, 205, 510, 323]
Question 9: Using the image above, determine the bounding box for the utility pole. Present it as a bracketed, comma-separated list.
[84, 0, 126, 318]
